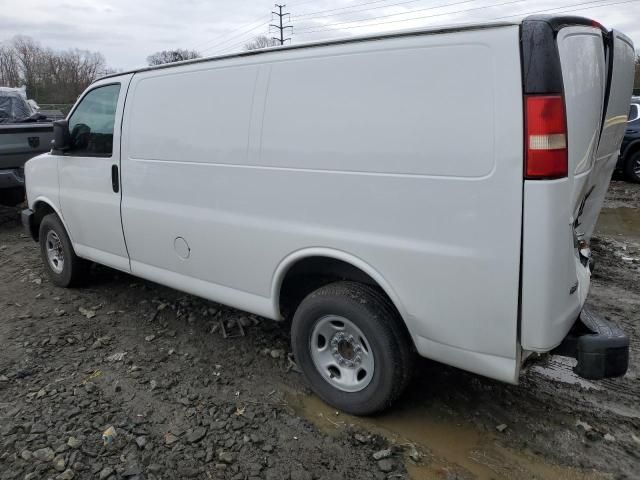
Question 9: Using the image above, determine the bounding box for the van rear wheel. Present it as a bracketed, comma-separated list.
[291, 281, 414, 415]
[39, 214, 88, 288]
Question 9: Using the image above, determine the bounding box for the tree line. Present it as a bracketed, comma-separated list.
[145, 37, 278, 66]
[0, 34, 277, 107]
[0, 36, 112, 105]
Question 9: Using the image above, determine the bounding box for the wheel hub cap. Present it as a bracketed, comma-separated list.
[45, 230, 64, 274]
[310, 315, 374, 393]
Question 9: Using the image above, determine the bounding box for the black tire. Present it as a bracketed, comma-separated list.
[291, 281, 415, 415]
[39, 214, 88, 287]
[0, 187, 25, 207]
[624, 151, 640, 183]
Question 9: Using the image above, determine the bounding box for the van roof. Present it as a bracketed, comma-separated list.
[98, 19, 521, 81]
[99, 14, 606, 82]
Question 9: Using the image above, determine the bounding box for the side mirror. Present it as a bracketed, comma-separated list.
[51, 120, 71, 153]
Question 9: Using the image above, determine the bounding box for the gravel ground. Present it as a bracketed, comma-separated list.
[0, 180, 639, 480]
[0, 209, 400, 480]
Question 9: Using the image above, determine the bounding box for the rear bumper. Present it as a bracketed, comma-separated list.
[0, 168, 25, 190]
[553, 307, 629, 379]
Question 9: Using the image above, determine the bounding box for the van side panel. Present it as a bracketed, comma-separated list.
[126, 65, 258, 164]
[260, 47, 493, 177]
[121, 26, 524, 382]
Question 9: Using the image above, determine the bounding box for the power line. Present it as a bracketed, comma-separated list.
[495, 0, 638, 19]
[214, 31, 277, 56]
[201, 3, 294, 56]
[211, 1, 473, 54]
[286, 0, 320, 7]
[294, 0, 526, 34]
[211, 13, 290, 56]
[193, 0, 420, 52]
[294, 0, 426, 19]
[202, 0, 639, 57]
[193, 0, 482, 57]
[453, 0, 640, 30]
[201, 21, 270, 54]
[294, 0, 477, 29]
[191, 15, 269, 53]
[270, 4, 293, 45]
[294, 0, 633, 35]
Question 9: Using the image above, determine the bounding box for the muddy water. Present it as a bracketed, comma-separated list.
[288, 391, 607, 480]
[596, 208, 640, 240]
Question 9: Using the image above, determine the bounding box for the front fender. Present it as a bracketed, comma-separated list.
[29, 196, 75, 245]
[25, 152, 58, 209]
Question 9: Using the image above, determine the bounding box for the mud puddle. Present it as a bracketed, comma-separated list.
[288, 390, 609, 480]
[596, 208, 640, 240]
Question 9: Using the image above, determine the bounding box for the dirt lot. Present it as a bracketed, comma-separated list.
[1, 180, 639, 480]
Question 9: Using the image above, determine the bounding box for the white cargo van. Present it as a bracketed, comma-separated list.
[22, 15, 635, 414]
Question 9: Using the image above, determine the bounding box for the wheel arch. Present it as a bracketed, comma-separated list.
[272, 248, 410, 327]
[30, 197, 74, 244]
[622, 139, 640, 160]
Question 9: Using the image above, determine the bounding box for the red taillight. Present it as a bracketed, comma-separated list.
[525, 95, 568, 179]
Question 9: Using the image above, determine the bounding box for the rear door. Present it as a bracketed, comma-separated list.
[568, 29, 637, 240]
[520, 18, 635, 352]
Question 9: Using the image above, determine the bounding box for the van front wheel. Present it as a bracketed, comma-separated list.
[39, 214, 88, 288]
[291, 281, 414, 415]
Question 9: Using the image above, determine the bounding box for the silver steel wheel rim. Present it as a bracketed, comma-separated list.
[45, 230, 64, 274]
[634, 157, 640, 176]
[310, 315, 374, 393]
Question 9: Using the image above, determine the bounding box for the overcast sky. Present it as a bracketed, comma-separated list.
[1, 0, 638, 70]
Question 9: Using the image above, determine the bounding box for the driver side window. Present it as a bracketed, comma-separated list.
[68, 84, 121, 156]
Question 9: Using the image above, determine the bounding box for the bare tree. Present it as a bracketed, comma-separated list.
[11, 36, 42, 95]
[146, 49, 201, 66]
[1, 36, 108, 103]
[0, 43, 21, 87]
[244, 36, 280, 51]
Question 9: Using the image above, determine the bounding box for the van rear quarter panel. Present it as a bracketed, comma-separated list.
[121, 26, 524, 382]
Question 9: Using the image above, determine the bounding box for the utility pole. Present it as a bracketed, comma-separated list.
[270, 4, 292, 46]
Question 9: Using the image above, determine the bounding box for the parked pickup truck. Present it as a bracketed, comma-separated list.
[22, 15, 635, 415]
[0, 87, 54, 206]
[617, 96, 640, 182]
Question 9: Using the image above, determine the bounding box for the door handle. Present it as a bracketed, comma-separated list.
[111, 164, 119, 193]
